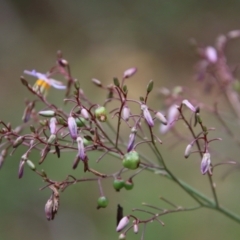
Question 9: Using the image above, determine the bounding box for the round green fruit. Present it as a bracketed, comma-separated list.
[95, 106, 107, 122]
[113, 178, 125, 192]
[124, 180, 134, 190]
[122, 151, 140, 170]
[97, 196, 109, 209]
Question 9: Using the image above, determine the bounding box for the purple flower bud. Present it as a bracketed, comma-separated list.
[68, 116, 78, 140]
[182, 100, 196, 112]
[45, 198, 54, 221]
[116, 216, 130, 232]
[127, 128, 137, 152]
[81, 108, 89, 120]
[92, 78, 102, 87]
[201, 153, 211, 175]
[122, 106, 130, 121]
[18, 160, 25, 179]
[141, 104, 154, 127]
[184, 144, 192, 158]
[13, 136, 25, 148]
[123, 67, 137, 79]
[205, 46, 217, 63]
[77, 136, 86, 160]
[133, 223, 138, 234]
[49, 117, 57, 134]
[155, 112, 167, 125]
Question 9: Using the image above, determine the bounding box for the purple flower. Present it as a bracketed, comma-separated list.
[49, 117, 57, 134]
[182, 99, 196, 112]
[123, 67, 137, 79]
[201, 153, 211, 175]
[127, 128, 137, 152]
[77, 137, 86, 160]
[68, 116, 78, 140]
[122, 105, 130, 121]
[141, 104, 154, 127]
[116, 216, 129, 232]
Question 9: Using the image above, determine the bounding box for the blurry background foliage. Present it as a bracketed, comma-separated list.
[1, 0, 240, 239]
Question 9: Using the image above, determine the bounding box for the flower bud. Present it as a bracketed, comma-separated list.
[155, 112, 167, 125]
[49, 117, 57, 134]
[205, 46, 218, 63]
[45, 194, 59, 221]
[81, 108, 89, 120]
[26, 159, 36, 171]
[133, 222, 138, 234]
[97, 196, 109, 209]
[184, 144, 192, 158]
[123, 151, 140, 170]
[182, 99, 196, 112]
[77, 136, 86, 160]
[92, 78, 102, 87]
[18, 160, 25, 179]
[38, 110, 56, 117]
[47, 134, 56, 144]
[122, 106, 130, 121]
[119, 233, 126, 239]
[147, 79, 154, 93]
[75, 117, 86, 127]
[116, 216, 130, 232]
[141, 104, 154, 127]
[201, 153, 211, 175]
[95, 106, 107, 122]
[127, 127, 136, 152]
[123, 67, 137, 79]
[68, 116, 78, 140]
[39, 145, 51, 164]
[13, 136, 25, 148]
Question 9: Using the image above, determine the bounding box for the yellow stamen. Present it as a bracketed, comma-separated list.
[33, 79, 51, 96]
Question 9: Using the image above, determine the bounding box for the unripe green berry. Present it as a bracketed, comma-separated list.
[97, 196, 109, 209]
[83, 137, 91, 146]
[113, 178, 125, 192]
[95, 106, 107, 122]
[122, 151, 140, 170]
[124, 179, 134, 190]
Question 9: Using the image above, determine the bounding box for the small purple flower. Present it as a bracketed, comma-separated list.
[116, 216, 130, 232]
[201, 153, 211, 175]
[77, 136, 86, 160]
[141, 104, 154, 127]
[155, 111, 167, 125]
[18, 159, 25, 179]
[68, 116, 78, 140]
[182, 99, 196, 112]
[81, 108, 89, 120]
[123, 67, 137, 79]
[184, 144, 192, 158]
[127, 128, 137, 152]
[205, 46, 218, 64]
[122, 105, 130, 121]
[49, 117, 57, 135]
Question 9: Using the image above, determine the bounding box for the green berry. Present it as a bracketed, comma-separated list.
[122, 151, 140, 170]
[124, 179, 134, 190]
[113, 178, 125, 192]
[97, 196, 109, 209]
[95, 106, 107, 122]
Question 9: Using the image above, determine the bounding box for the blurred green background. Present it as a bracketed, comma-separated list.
[1, 0, 240, 239]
